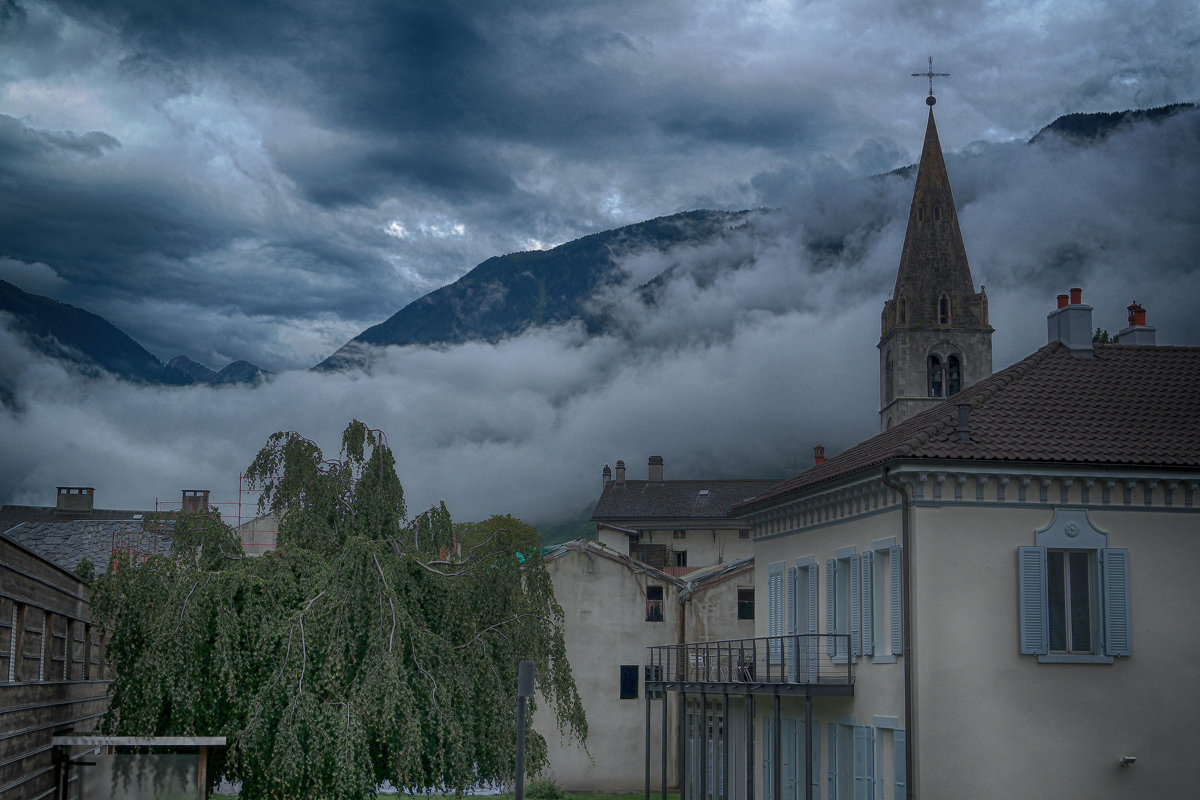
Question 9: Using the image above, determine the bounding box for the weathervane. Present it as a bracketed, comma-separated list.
[912, 56, 950, 105]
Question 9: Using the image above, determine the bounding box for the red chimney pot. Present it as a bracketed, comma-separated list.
[1127, 300, 1146, 327]
[1069, 287, 1082, 305]
[1056, 294, 1069, 309]
[814, 445, 825, 466]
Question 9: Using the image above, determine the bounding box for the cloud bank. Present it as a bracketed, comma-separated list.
[3, 111, 1198, 525]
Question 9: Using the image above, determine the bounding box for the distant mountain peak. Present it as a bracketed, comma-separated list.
[314, 209, 754, 371]
[1029, 103, 1196, 144]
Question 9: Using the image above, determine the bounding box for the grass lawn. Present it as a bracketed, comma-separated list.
[399, 794, 681, 799]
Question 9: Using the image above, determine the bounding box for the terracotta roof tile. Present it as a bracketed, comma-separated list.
[737, 342, 1200, 511]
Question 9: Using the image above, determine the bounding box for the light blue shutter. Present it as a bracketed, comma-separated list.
[807, 563, 820, 682]
[807, 564, 819, 634]
[861, 552, 874, 657]
[770, 565, 784, 663]
[894, 730, 906, 796]
[1017, 546, 1048, 655]
[850, 555, 862, 657]
[826, 559, 837, 658]
[787, 566, 799, 680]
[889, 545, 902, 656]
[1101, 548, 1131, 656]
[812, 723, 820, 796]
[853, 726, 874, 800]
[783, 719, 797, 800]
[763, 716, 773, 800]
[827, 722, 838, 800]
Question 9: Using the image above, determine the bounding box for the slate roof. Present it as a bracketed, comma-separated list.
[737, 341, 1200, 512]
[0, 504, 147, 527]
[593, 479, 782, 526]
[2, 519, 173, 575]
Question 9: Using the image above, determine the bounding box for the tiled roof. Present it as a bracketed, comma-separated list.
[0, 504, 148, 527]
[593, 479, 782, 524]
[738, 342, 1200, 512]
[2, 519, 173, 575]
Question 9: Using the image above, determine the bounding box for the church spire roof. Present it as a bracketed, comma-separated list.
[886, 106, 982, 331]
[877, 86, 993, 432]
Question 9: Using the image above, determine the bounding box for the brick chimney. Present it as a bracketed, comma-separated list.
[56, 487, 95, 514]
[1118, 300, 1157, 345]
[614, 460, 626, 487]
[1046, 287, 1094, 358]
[813, 445, 825, 466]
[648, 455, 664, 483]
[181, 489, 210, 512]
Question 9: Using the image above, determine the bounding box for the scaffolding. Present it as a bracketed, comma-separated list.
[144, 476, 280, 557]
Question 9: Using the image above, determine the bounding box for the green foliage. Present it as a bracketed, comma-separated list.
[1092, 327, 1120, 344]
[525, 776, 567, 799]
[73, 556, 96, 584]
[92, 420, 586, 800]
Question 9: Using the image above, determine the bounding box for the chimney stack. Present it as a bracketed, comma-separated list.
[1118, 300, 1157, 345]
[813, 445, 825, 466]
[956, 402, 972, 443]
[181, 489, 210, 512]
[648, 455, 664, 483]
[1046, 287, 1094, 358]
[56, 487, 95, 515]
[602, 464, 612, 490]
[614, 460, 626, 487]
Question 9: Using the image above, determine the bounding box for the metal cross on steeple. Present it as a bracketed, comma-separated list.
[912, 56, 950, 105]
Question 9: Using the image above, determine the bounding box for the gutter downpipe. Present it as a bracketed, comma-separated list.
[881, 466, 915, 800]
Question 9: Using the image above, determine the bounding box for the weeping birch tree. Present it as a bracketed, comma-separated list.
[92, 420, 586, 799]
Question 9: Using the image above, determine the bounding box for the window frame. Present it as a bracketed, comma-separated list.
[1017, 509, 1130, 663]
[645, 585, 665, 622]
[737, 586, 755, 620]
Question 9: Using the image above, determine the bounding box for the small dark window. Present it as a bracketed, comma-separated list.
[620, 665, 639, 699]
[938, 294, 950, 326]
[646, 586, 664, 622]
[917, 207, 924, 222]
[898, 297, 907, 324]
[928, 355, 943, 397]
[947, 355, 962, 396]
[673, 550, 687, 567]
[885, 353, 895, 403]
[672, 529, 686, 539]
[739, 530, 750, 539]
[737, 587, 755, 620]
[934, 205, 942, 221]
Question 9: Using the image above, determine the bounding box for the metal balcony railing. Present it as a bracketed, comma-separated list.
[646, 634, 854, 691]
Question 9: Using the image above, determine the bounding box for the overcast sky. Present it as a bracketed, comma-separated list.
[2, 0, 1198, 523]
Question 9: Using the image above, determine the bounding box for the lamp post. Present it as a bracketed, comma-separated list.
[515, 660, 535, 800]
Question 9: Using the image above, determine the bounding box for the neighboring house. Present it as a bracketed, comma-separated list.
[534, 459, 777, 791]
[593, 457, 778, 570]
[643, 95, 1200, 800]
[1, 487, 174, 574]
[1, 496, 123, 800]
[535, 539, 755, 792]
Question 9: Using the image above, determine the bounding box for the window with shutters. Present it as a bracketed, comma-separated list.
[870, 541, 903, 663]
[826, 550, 855, 663]
[1017, 509, 1130, 663]
[768, 563, 785, 663]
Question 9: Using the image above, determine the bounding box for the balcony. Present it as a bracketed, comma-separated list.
[646, 634, 855, 696]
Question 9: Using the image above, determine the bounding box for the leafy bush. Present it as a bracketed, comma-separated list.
[525, 776, 566, 799]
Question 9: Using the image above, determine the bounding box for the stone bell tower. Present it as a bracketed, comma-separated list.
[878, 83, 993, 431]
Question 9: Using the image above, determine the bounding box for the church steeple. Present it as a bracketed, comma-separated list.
[878, 88, 993, 431]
